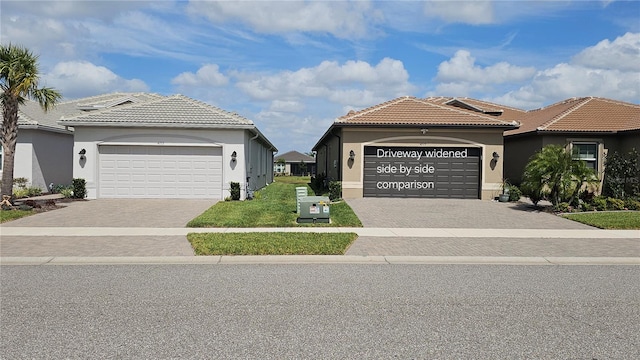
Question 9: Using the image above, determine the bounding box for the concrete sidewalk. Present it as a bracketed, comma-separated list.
[1, 226, 638, 260]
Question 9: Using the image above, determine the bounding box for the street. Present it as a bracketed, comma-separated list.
[1, 264, 639, 359]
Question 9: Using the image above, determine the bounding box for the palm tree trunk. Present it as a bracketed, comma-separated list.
[1, 97, 19, 199]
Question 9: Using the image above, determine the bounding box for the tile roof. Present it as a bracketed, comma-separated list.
[17, 92, 162, 132]
[425, 97, 526, 122]
[59, 94, 255, 128]
[275, 150, 315, 163]
[336, 96, 519, 128]
[506, 97, 640, 136]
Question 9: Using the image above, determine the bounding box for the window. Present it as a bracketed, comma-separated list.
[572, 142, 598, 170]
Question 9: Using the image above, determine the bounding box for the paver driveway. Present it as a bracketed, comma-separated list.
[2, 199, 216, 228]
[345, 198, 594, 229]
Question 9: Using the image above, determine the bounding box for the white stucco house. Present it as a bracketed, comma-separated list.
[6, 99, 75, 191]
[58, 93, 277, 200]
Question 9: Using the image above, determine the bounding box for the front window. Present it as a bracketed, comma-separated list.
[572, 142, 598, 170]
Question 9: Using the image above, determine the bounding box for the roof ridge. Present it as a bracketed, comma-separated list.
[338, 96, 414, 121]
[414, 97, 519, 126]
[173, 94, 254, 125]
[460, 97, 526, 113]
[536, 97, 591, 130]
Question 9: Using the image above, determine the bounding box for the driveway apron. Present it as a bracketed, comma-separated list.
[345, 198, 594, 229]
[2, 199, 215, 228]
[1, 199, 216, 257]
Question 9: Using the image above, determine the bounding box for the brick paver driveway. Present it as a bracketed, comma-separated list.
[345, 198, 594, 229]
[2, 199, 216, 228]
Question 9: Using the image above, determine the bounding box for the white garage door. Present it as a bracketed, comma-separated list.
[99, 145, 222, 199]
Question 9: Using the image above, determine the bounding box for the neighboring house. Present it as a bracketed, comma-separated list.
[312, 96, 519, 200]
[7, 100, 75, 191]
[274, 150, 316, 176]
[502, 97, 640, 186]
[58, 94, 277, 200]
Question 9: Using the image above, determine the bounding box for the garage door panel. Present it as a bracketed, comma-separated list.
[99, 145, 222, 199]
[363, 146, 481, 199]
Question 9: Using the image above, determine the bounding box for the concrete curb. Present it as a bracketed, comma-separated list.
[1, 227, 639, 239]
[2, 256, 639, 266]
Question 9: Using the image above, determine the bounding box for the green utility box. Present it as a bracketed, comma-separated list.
[297, 196, 330, 223]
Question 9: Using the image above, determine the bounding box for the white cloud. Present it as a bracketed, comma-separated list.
[186, 0, 383, 39]
[234, 58, 414, 106]
[43, 61, 149, 99]
[172, 64, 229, 88]
[436, 50, 536, 84]
[423, 0, 495, 25]
[572, 32, 640, 72]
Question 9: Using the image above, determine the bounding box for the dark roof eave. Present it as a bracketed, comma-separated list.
[335, 122, 518, 129]
[505, 129, 626, 138]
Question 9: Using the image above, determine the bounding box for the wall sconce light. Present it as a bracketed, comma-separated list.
[231, 151, 237, 162]
[421, 129, 428, 135]
[79, 148, 86, 161]
[349, 150, 355, 160]
[492, 151, 500, 161]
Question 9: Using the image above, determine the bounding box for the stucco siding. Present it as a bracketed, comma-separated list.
[13, 129, 73, 191]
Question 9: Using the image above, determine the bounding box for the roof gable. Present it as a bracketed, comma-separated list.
[506, 97, 640, 136]
[336, 96, 519, 128]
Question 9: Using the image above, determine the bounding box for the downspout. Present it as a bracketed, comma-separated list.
[247, 131, 259, 198]
[332, 128, 342, 181]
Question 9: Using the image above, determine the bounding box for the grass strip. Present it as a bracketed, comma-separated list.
[562, 211, 640, 229]
[187, 232, 358, 255]
[187, 176, 362, 227]
[0, 209, 34, 223]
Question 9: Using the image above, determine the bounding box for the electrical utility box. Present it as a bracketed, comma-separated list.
[297, 196, 330, 223]
[296, 187, 308, 213]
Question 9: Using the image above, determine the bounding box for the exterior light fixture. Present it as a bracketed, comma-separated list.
[231, 151, 237, 162]
[492, 151, 500, 161]
[349, 150, 355, 160]
[421, 129, 428, 135]
[79, 148, 86, 161]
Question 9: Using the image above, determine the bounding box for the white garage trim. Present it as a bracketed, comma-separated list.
[99, 141, 222, 147]
[98, 144, 223, 199]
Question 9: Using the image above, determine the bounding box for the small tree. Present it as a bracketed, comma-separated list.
[603, 149, 640, 199]
[1, 44, 62, 198]
[521, 144, 599, 207]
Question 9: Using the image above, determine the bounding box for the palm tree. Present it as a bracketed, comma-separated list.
[521, 144, 599, 207]
[1, 44, 62, 199]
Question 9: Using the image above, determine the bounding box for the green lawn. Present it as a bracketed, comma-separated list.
[187, 232, 358, 255]
[562, 211, 640, 229]
[0, 209, 34, 223]
[187, 176, 362, 227]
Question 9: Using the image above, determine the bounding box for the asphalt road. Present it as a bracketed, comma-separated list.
[1, 265, 639, 359]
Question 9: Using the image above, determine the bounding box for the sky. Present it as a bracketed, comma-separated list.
[2, 0, 639, 154]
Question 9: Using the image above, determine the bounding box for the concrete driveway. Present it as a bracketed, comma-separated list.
[345, 198, 594, 229]
[2, 199, 216, 228]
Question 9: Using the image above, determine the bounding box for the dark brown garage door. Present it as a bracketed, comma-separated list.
[363, 146, 481, 198]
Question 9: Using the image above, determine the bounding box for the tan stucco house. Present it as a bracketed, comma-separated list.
[312, 96, 519, 200]
[503, 97, 640, 186]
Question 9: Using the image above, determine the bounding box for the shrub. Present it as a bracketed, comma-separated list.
[13, 177, 29, 188]
[229, 182, 241, 200]
[581, 202, 594, 212]
[592, 196, 607, 211]
[328, 181, 342, 201]
[72, 178, 87, 199]
[555, 202, 571, 213]
[624, 198, 640, 211]
[606, 197, 625, 211]
[508, 185, 522, 202]
[60, 187, 74, 198]
[310, 174, 327, 195]
[12, 186, 41, 198]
